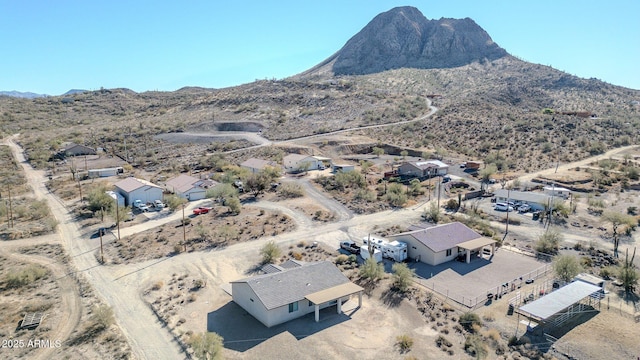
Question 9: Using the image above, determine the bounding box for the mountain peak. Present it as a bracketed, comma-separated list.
[310, 6, 508, 76]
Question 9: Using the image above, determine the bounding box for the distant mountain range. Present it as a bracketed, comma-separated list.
[0, 91, 48, 99]
[0, 89, 89, 99]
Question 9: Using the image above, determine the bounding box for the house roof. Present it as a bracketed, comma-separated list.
[389, 222, 482, 253]
[166, 174, 200, 193]
[114, 177, 161, 193]
[231, 261, 351, 310]
[240, 158, 279, 170]
[494, 189, 551, 205]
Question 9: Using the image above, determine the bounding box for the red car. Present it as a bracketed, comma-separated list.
[192, 207, 212, 215]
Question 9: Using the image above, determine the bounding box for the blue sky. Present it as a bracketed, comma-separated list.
[2, 1, 639, 95]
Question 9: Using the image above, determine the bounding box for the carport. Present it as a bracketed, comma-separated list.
[516, 281, 601, 331]
[305, 282, 363, 322]
[457, 238, 496, 263]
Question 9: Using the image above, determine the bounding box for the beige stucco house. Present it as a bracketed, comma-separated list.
[388, 222, 495, 265]
[231, 261, 363, 328]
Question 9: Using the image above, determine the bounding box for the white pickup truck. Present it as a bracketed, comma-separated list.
[133, 200, 149, 212]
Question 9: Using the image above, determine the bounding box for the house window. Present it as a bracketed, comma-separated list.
[288, 302, 299, 313]
[446, 249, 452, 256]
[308, 301, 313, 307]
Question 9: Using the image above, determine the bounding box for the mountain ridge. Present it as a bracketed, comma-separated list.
[304, 6, 508, 77]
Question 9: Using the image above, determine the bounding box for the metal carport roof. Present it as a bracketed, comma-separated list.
[517, 281, 601, 320]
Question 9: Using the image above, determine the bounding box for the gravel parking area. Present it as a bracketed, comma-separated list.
[410, 248, 548, 308]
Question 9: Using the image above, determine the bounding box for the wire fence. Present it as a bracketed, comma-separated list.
[413, 263, 553, 311]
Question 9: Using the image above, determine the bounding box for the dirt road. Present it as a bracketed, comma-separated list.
[513, 145, 639, 185]
[5, 135, 185, 360]
[0, 237, 82, 360]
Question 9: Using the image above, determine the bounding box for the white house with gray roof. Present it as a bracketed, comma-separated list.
[231, 261, 363, 328]
[389, 222, 495, 265]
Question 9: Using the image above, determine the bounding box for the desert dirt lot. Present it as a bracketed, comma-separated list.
[3, 132, 640, 360]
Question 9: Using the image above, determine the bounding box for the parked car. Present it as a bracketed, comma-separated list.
[193, 207, 212, 215]
[494, 203, 514, 212]
[518, 204, 531, 213]
[133, 200, 149, 212]
[153, 200, 165, 209]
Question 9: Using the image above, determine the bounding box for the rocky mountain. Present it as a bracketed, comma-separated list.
[308, 6, 508, 76]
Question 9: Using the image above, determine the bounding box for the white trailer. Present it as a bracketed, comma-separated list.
[362, 235, 386, 250]
[360, 246, 383, 263]
[382, 241, 408, 262]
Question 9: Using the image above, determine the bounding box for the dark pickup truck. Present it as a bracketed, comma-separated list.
[340, 240, 360, 254]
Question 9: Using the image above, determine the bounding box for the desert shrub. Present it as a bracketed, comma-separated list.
[599, 266, 614, 279]
[553, 254, 583, 282]
[354, 188, 377, 202]
[444, 199, 459, 210]
[534, 228, 563, 255]
[165, 194, 188, 212]
[392, 262, 415, 292]
[5, 264, 48, 289]
[260, 240, 281, 264]
[91, 304, 115, 330]
[384, 183, 408, 207]
[436, 335, 453, 348]
[422, 202, 441, 223]
[396, 334, 414, 353]
[192, 279, 205, 290]
[151, 281, 163, 290]
[459, 312, 482, 332]
[278, 182, 304, 198]
[173, 243, 184, 254]
[359, 257, 384, 282]
[189, 332, 224, 360]
[464, 334, 488, 359]
[335, 254, 349, 265]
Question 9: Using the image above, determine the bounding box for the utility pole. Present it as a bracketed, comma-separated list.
[116, 204, 121, 240]
[99, 230, 104, 264]
[437, 179, 441, 209]
[78, 179, 83, 203]
[505, 188, 511, 235]
[7, 185, 14, 228]
[182, 204, 186, 244]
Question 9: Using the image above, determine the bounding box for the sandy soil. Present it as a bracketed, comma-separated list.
[3, 133, 640, 360]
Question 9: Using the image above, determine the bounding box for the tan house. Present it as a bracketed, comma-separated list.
[58, 143, 96, 157]
[240, 158, 280, 174]
[165, 174, 217, 201]
[283, 154, 330, 173]
[231, 261, 363, 328]
[398, 160, 448, 178]
[388, 222, 495, 265]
